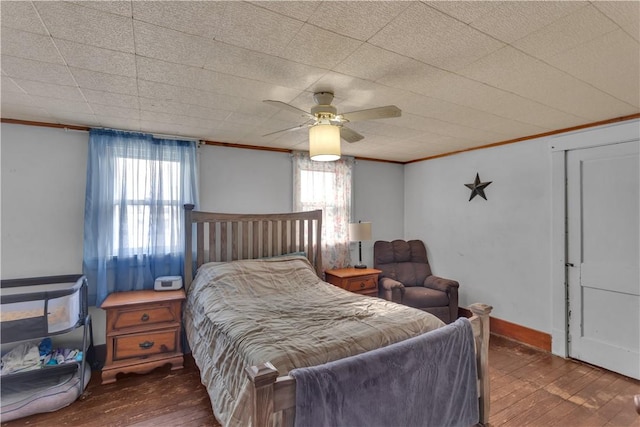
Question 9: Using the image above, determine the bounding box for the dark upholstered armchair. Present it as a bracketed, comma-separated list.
[374, 239, 459, 324]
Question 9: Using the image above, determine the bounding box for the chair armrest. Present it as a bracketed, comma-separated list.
[423, 275, 459, 294]
[380, 277, 404, 291]
[379, 277, 405, 303]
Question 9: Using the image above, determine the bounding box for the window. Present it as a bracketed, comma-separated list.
[293, 152, 354, 270]
[83, 129, 198, 305]
[111, 157, 182, 256]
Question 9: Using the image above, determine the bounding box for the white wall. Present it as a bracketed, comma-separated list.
[352, 159, 404, 268]
[0, 123, 405, 343]
[198, 145, 293, 213]
[1, 124, 87, 278]
[405, 138, 552, 333]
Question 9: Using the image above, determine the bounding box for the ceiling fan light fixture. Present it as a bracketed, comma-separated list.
[309, 124, 340, 162]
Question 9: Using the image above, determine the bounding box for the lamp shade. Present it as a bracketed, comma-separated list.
[349, 222, 372, 242]
[309, 124, 340, 162]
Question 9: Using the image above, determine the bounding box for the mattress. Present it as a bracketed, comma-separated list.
[184, 255, 444, 427]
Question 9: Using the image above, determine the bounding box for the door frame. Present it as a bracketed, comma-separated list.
[549, 119, 639, 357]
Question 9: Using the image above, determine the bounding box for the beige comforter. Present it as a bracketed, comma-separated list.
[184, 255, 444, 427]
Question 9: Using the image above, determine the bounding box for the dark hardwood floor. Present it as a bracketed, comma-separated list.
[2, 335, 638, 426]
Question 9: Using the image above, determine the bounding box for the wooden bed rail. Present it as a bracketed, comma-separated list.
[247, 303, 493, 427]
[184, 205, 323, 289]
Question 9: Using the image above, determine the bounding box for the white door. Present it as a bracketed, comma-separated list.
[567, 139, 639, 379]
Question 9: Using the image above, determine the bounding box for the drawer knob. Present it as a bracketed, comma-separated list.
[139, 341, 155, 349]
[141, 313, 150, 322]
[360, 282, 365, 288]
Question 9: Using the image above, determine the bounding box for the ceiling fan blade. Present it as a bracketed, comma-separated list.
[340, 126, 364, 143]
[340, 105, 401, 123]
[262, 122, 310, 137]
[263, 100, 314, 119]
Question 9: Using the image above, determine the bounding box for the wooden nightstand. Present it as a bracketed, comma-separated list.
[325, 268, 382, 297]
[101, 289, 185, 384]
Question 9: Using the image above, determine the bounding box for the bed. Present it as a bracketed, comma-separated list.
[183, 205, 492, 427]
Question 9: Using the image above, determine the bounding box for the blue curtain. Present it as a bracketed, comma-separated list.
[83, 129, 199, 306]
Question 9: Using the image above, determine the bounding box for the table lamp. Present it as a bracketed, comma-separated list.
[349, 221, 372, 269]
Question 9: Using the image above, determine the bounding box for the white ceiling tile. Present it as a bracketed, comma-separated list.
[593, 1, 640, 42]
[223, 111, 270, 127]
[132, 1, 225, 39]
[47, 110, 102, 127]
[197, 70, 301, 103]
[70, 68, 138, 95]
[140, 110, 214, 129]
[56, 39, 136, 77]
[91, 104, 140, 120]
[401, 113, 505, 143]
[133, 20, 211, 68]
[281, 24, 362, 69]
[10, 78, 85, 102]
[179, 125, 220, 142]
[99, 117, 141, 133]
[68, 1, 132, 18]
[1, 91, 35, 107]
[250, 1, 320, 22]
[546, 30, 640, 107]
[513, 5, 618, 60]
[137, 80, 244, 112]
[470, 1, 588, 43]
[139, 97, 230, 122]
[139, 119, 190, 138]
[335, 44, 424, 83]
[81, 89, 139, 109]
[425, 1, 505, 24]
[0, 56, 76, 85]
[376, 59, 454, 96]
[29, 96, 93, 114]
[459, 46, 635, 120]
[1, 28, 64, 64]
[217, 2, 304, 56]
[358, 122, 424, 140]
[439, 104, 547, 137]
[308, 71, 408, 110]
[256, 116, 311, 140]
[0, 1, 48, 34]
[307, 1, 410, 41]
[239, 98, 302, 120]
[203, 42, 327, 90]
[1, 76, 26, 93]
[214, 120, 257, 136]
[34, 1, 134, 53]
[0, 102, 53, 121]
[2, 1, 638, 162]
[136, 56, 202, 90]
[369, 3, 505, 71]
[419, 73, 587, 129]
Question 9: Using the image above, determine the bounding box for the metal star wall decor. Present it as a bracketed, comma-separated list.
[465, 173, 492, 201]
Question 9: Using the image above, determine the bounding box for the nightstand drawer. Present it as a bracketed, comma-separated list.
[344, 276, 377, 292]
[325, 268, 382, 297]
[112, 304, 178, 330]
[113, 329, 178, 360]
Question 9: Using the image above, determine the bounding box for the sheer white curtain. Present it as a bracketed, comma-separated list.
[83, 129, 199, 306]
[292, 152, 354, 271]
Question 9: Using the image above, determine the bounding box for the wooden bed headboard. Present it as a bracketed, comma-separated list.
[183, 204, 323, 290]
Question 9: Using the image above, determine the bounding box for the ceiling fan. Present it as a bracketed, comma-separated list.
[263, 92, 402, 143]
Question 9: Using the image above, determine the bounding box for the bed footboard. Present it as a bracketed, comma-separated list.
[247, 303, 493, 427]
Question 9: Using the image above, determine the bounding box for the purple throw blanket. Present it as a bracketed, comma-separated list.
[290, 317, 478, 427]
